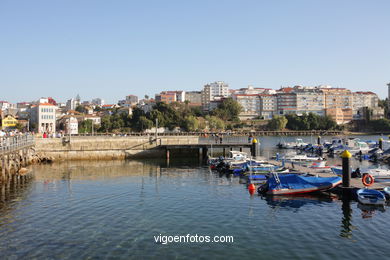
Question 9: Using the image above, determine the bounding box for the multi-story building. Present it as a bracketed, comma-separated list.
[322, 88, 353, 124]
[352, 92, 379, 120]
[92, 98, 105, 106]
[125, 95, 139, 106]
[232, 94, 260, 120]
[155, 91, 177, 104]
[66, 98, 80, 111]
[294, 87, 325, 116]
[276, 88, 297, 115]
[259, 95, 277, 119]
[30, 102, 57, 133]
[185, 91, 202, 106]
[0, 101, 16, 111]
[201, 81, 229, 111]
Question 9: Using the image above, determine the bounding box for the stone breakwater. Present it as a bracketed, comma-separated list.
[35, 136, 199, 160]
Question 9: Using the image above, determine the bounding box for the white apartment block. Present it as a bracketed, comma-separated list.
[352, 92, 379, 120]
[259, 95, 277, 119]
[233, 94, 260, 120]
[201, 81, 229, 111]
[295, 88, 325, 116]
[30, 103, 57, 133]
[66, 98, 80, 111]
[125, 95, 139, 106]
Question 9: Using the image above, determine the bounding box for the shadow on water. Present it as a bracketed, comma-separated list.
[0, 177, 34, 228]
[262, 193, 338, 209]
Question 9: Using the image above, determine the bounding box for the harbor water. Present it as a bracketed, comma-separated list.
[1, 135, 390, 259]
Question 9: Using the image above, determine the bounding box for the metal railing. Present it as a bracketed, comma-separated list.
[0, 134, 35, 155]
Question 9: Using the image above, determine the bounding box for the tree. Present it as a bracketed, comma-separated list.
[267, 115, 288, 130]
[15, 122, 24, 131]
[99, 116, 112, 132]
[213, 98, 242, 121]
[135, 116, 153, 131]
[206, 116, 225, 130]
[75, 105, 86, 113]
[79, 120, 93, 133]
[182, 116, 199, 132]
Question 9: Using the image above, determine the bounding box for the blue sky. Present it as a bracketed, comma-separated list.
[1, 0, 389, 103]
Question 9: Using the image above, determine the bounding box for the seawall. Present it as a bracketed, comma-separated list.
[35, 136, 199, 160]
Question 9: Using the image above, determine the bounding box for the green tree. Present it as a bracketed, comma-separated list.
[15, 122, 24, 131]
[182, 116, 199, 131]
[136, 116, 154, 131]
[213, 98, 242, 121]
[99, 116, 112, 132]
[206, 116, 225, 130]
[267, 115, 288, 130]
[75, 105, 86, 113]
[79, 120, 93, 133]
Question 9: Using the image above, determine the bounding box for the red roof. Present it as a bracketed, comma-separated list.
[280, 87, 294, 93]
[39, 103, 56, 106]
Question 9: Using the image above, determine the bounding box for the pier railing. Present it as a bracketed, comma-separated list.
[0, 134, 35, 155]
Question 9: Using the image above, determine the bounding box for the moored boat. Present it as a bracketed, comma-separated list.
[258, 174, 342, 195]
[356, 188, 386, 205]
[363, 169, 390, 179]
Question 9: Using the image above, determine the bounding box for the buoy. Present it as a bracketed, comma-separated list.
[362, 173, 374, 187]
[248, 183, 256, 195]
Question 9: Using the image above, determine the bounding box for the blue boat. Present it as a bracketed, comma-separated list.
[357, 188, 386, 205]
[259, 174, 342, 195]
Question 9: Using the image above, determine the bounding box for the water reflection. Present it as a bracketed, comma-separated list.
[340, 198, 354, 239]
[357, 203, 386, 219]
[263, 194, 337, 210]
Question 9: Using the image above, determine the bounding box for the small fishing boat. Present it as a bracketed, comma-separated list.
[258, 173, 342, 195]
[283, 153, 324, 163]
[382, 187, 390, 198]
[356, 188, 386, 205]
[364, 169, 390, 179]
[278, 138, 308, 149]
[309, 161, 331, 171]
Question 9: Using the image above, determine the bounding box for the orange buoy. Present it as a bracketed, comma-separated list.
[362, 173, 374, 187]
[248, 183, 256, 195]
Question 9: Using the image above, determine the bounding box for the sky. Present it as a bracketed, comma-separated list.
[0, 0, 389, 104]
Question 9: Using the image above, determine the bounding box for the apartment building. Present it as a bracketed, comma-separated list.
[30, 102, 57, 133]
[295, 87, 325, 116]
[322, 88, 353, 124]
[155, 91, 177, 104]
[352, 92, 379, 120]
[259, 95, 277, 119]
[201, 81, 229, 111]
[185, 91, 202, 106]
[232, 94, 260, 120]
[125, 95, 139, 106]
[276, 88, 297, 115]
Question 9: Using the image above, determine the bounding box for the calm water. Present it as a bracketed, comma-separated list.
[1, 136, 390, 259]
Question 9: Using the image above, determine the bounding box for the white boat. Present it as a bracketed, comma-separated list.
[278, 139, 308, 149]
[364, 169, 390, 179]
[283, 153, 324, 163]
[383, 187, 390, 197]
[309, 161, 331, 172]
[357, 188, 386, 205]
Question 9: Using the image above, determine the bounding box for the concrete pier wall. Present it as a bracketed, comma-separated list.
[35, 136, 199, 160]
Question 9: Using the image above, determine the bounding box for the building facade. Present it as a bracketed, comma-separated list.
[259, 95, 277, 119]
[185, 91, 202, 106]
[232, 94, 260, 120]
[201, 81, 229, 111]
[30, 103, 57, 134]
[322, 88, 353, 124]
[125, 95, 139, 106]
